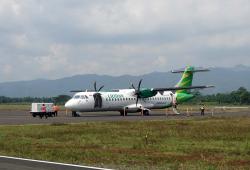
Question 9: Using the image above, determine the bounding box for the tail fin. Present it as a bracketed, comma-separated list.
[172, 66, 209, 94]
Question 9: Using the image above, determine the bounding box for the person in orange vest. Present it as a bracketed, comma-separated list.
[41, 104, 47, 118]
[53, 104, 59, 117]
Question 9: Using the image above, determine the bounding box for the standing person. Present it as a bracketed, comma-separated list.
[200, 104, 205, 116]
[41, 104, 47, 119]
[53, 104, 59, 117]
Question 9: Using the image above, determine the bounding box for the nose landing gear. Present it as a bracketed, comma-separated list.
[72, 111, 80, 117]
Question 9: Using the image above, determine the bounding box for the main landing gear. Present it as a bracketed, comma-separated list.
[119, 109, 150, 116]
[142, 110, 150, 116]
[120, 110, 127, 116]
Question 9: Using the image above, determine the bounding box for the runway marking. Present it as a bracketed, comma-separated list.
[0, 155, 112, 170]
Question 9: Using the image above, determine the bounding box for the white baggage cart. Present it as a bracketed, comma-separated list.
[30, 103, 55, 118]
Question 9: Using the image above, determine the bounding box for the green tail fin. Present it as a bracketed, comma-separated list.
[176, 66, 194, 94]
[173, 66, 210, 103]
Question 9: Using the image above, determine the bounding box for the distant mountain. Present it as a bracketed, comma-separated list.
[0, 66, 250, 97]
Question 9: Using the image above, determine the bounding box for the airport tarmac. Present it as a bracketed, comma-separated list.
[0, 110, 249, 125]
[0, 156, 108, 170]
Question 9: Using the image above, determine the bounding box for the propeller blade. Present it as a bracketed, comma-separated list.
[134, 79, 143, 107]
[94, 81, 97, 92]
[138, 79, 142, 91]
[131, 83, 136, 89]
[98, 85, 104, 92]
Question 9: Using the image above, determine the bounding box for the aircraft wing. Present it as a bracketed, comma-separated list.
[152, 85, 214, 92]
[70, 89, 95, 92]
[70, 90, 84, 92]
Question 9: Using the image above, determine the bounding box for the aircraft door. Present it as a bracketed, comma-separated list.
[93, 93, 102, 108]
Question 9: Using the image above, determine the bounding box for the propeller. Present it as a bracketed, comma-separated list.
[94, 81, 104, 92]
[70, 81, 104, 93]
[131, 79, 143, 106]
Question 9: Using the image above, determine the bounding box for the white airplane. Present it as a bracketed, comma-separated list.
[65, 66, 214, 116]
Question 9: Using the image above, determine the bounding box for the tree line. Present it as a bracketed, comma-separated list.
[0, 87, 250, 105]
[0, 95, 71, 105]
[190, 87, 250, 105]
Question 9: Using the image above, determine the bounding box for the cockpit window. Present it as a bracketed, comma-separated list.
[80, 95, 85, 99]
[74, 95, 80, 99]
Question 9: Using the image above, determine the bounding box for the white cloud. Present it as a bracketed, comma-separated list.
[2, 64, 13, 75]
[0, 0, 249, 82]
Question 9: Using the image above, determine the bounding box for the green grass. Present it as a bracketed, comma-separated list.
[0, 117, 250, 169]
[0, 104, 30, 111]
[0, 104, 66, 111]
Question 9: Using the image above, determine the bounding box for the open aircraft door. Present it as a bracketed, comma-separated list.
[93, 93, 102, 109]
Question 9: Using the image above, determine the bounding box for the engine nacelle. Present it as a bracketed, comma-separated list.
[138, 88, 157, 98]
[124, 104, 143, 113]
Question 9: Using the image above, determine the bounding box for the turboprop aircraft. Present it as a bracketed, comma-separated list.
[65, 66, 214, 116]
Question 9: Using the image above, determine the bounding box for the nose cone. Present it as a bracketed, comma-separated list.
[65, 99, 74, 110]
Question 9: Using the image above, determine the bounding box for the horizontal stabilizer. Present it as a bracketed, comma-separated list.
[172, 68, 210, 73]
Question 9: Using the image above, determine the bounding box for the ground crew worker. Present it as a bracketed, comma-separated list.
[200, 104, 205, 116]
[53, 104, 59, 117]
[41, 104, 47, 119]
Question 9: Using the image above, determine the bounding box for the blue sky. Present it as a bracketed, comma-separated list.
[0, 0, 250, 82]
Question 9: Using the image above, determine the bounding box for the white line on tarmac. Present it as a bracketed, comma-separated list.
[0, 155, 112, 170]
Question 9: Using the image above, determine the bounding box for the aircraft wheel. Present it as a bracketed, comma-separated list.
[72, 111, 77, 117]
[120, 111, 126, 116]
[143, 110, 149, 116]
[39, 114, 43, 119]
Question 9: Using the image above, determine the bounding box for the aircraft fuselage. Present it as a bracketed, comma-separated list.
[65, 89, 173, 113]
